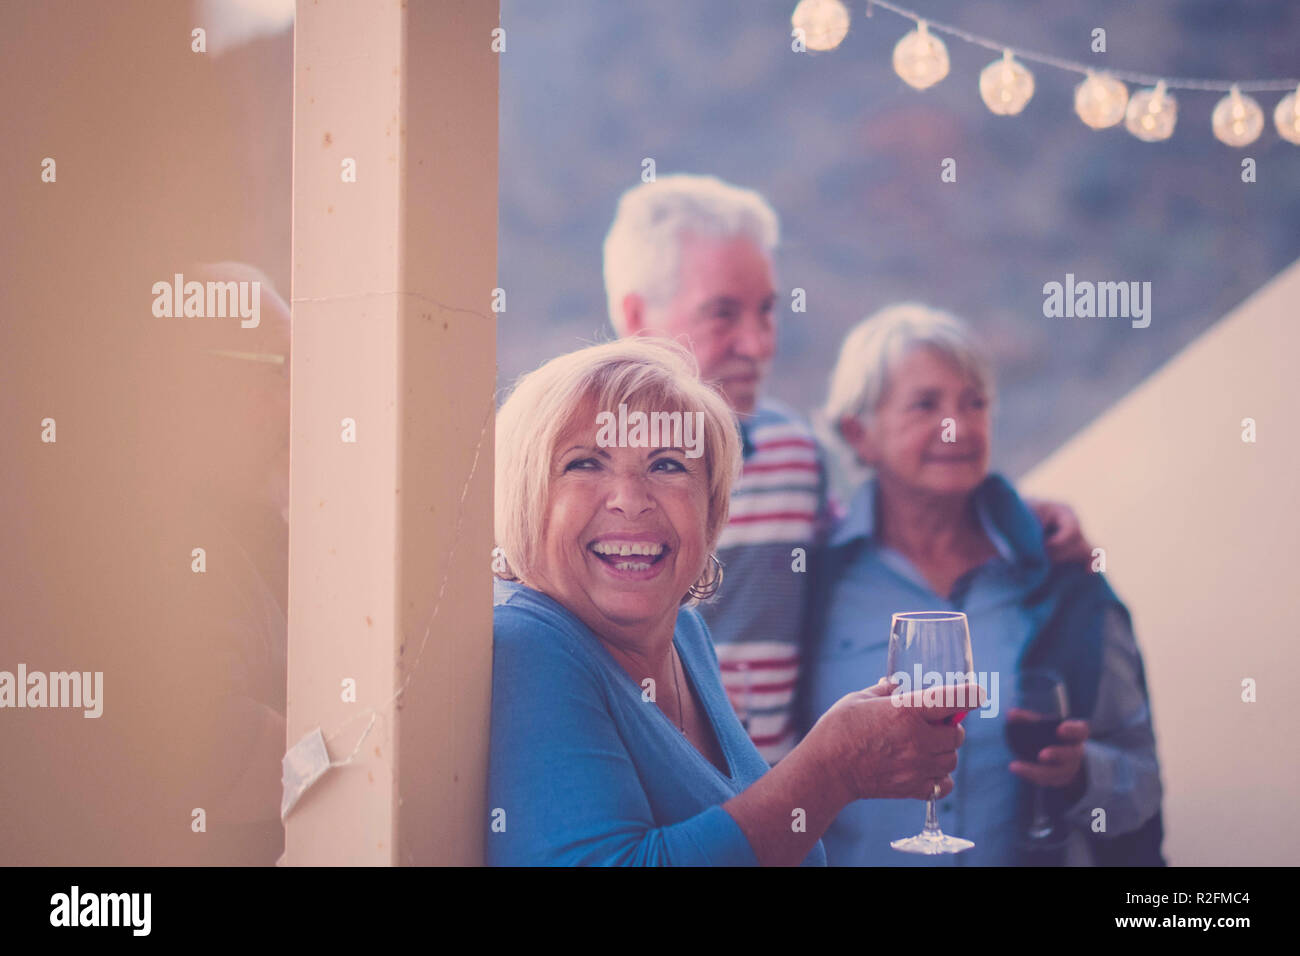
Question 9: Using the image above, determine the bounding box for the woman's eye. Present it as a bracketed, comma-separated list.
[564, 458, 598, 472]
[651, 457, 687, 473]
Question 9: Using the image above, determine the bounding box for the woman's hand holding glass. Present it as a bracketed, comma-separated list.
[1008, 720, 1089, 788]
[807, 679, 983, 805]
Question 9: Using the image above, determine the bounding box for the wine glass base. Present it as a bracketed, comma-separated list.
[1018, 832, 1068, 852]
[891, 831, 975, 855]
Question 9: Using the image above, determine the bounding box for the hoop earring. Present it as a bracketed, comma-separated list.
[491, 546, 519, 581]
[687, 553, 724, 601]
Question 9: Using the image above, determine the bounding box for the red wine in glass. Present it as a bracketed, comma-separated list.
[1005, 715, 1064, 762]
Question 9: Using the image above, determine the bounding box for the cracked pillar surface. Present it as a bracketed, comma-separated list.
[286, 0, 497, 865]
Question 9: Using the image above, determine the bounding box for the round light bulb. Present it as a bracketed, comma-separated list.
[893, 20, 950, 90]
[979, 49, 1034, 115]
[1274, 84, 1300, 145]
[791, 0, 851, 53]
[1074, 72, 1128, 129]
[1126, 80, 1177, 142]
[1212, 85, 1264, 147]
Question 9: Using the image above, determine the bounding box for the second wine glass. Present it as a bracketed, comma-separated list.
[1004, 668, 1070, 849]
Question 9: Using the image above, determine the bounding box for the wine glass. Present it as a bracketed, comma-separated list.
[1005, 668, 1069, 849]
[886, 611, 977, 855]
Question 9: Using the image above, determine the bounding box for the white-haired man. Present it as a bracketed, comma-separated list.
[602, 173, 1085, 764]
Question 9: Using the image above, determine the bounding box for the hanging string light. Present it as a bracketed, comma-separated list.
[802, 1, 1300, 145]
[1126, 81, 1178, 141]
[791, 0, 851, 52]
[892, 20, 949, 90]
[1074, 72, 1129, 129]
[980, 49, 1034, 115]
[1211, 84, 1265, 147]
[1275, 84, 1300, 145]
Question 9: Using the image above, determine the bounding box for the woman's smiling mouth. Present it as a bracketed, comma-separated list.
[589, 539, 669, 575]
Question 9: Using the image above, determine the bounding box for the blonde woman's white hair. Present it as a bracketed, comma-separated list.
[495, 337, 741, 599]
[602, 173, 780, 335]
[823, 302, 995, 432]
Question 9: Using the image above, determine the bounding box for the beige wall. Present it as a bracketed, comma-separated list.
[1021, 259, 1300, 866]
[1, 0, 292, 866]
[1, 0, 495, 867]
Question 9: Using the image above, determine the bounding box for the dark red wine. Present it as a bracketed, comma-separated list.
[1004, 716, 1062, 762]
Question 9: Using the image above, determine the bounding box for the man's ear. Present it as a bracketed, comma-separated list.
[621, 293, 647, 335]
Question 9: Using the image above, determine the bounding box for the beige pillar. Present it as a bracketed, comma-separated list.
[286, 0, 498, 865]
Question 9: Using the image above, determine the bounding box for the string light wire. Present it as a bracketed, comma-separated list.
[866, 0, 1300, 93]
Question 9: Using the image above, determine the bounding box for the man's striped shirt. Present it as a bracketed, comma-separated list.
[695, 399, 829, 764]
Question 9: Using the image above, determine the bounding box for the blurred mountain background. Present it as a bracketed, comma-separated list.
[498, 0, 1300, 483]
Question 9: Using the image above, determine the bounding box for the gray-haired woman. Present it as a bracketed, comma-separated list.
[804, 303, 1163, 867]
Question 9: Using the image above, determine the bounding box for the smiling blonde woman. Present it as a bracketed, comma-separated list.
[487, 336, 977, 866]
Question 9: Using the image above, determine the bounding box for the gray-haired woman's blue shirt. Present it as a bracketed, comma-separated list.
[804, 476, 1162, 866]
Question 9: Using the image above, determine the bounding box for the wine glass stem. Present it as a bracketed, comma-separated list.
[1030, 785, 1051, 836]
[924, 796, 941, 834]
